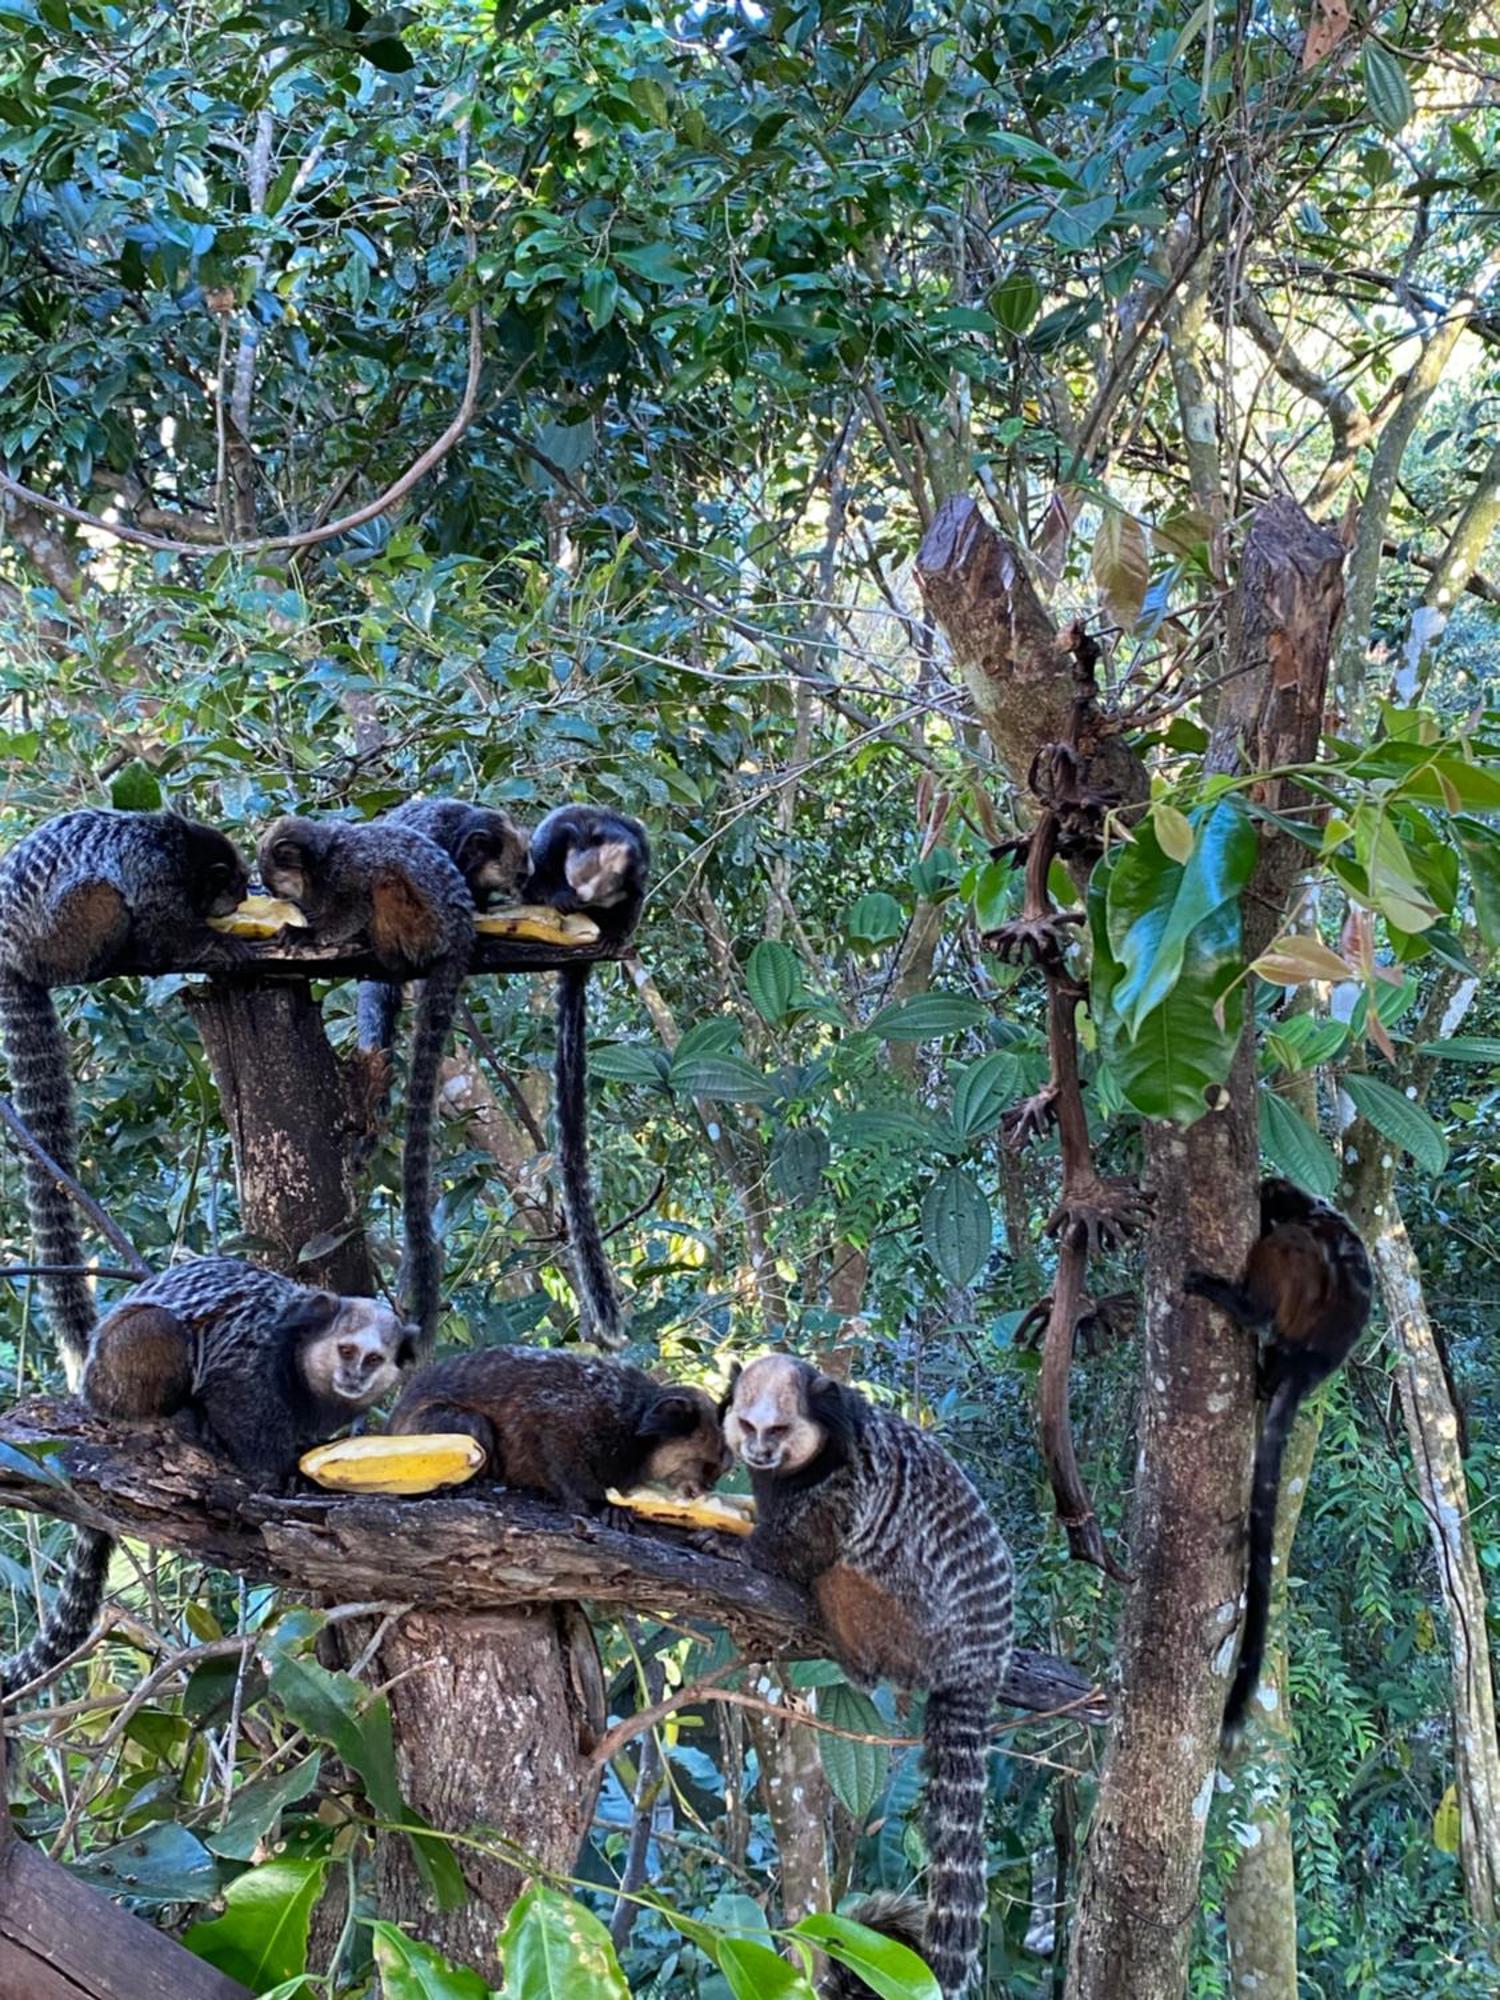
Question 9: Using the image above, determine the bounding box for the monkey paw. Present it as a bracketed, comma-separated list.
[1003, 1085, 1059, 1150]
[1047, 1178, 1153, 1254]
[982, 909, 1085, 971]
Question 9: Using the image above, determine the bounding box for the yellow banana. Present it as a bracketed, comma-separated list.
[209, 895, 309, 938]
[474, 906, 601, 945]
[606, 1488, 757, 1535]
[299, 1432, 487, 1495]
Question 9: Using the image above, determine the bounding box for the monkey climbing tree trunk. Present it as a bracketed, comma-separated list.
[916, 494, 1342, 2000]
[1345, 1147, 1500, 1928]
[187, 974, 606, 1977]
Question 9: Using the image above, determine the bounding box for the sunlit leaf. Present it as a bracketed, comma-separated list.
[185, 1858, 327, 1989]
[815, 1683, 890, 1820]
[921, 1167, 993, 1287]
[1342, 1073, 1448, 1174]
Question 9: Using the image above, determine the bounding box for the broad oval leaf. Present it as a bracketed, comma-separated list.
[1152, 804, 1195, 865]
[921, 1166, 992, 1287]
[73, 1820, 221, 1904]
[815, 1682, 890, 1821]
[951, 1051, 1022, 1139]
[670, 1053, 778, 1104]
[1363, 41, 1414, 134]
[846, 891, 905, 947]
[1419, 1036, 1500, 1065]
[1342, 1073, 1448, 1174]
[795, 1913, 941, 2000]
[747, 939, 799, 1024]
[772, 1125, 830, 1200]
[1258, 1091, 1340, 1200]
[989, 270, 1040, 334]
[185, 1857, 328, 1990]
[833, 1110, 944, 1151]
[869, 994, 988, 1042]
[497, 1883, 631, 2000]
[1106, 801, 1257, 1034]
[1090, 509, 1150, 628]
[368, 1921, 493, 1999]
[1250, 936, 1356, 986]
[590, 1043, 670, 1086]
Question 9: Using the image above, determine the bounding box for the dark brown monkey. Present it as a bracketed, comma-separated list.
[355, 798, 529, 1060]
[388, 1347, 728, 1516]
[725, 1355, 1014, 1998]
[819, 1894, 930, 1998]
[258, 815, 475, 1349]
[2, 1257, 413, 1699]
[0, 808, 249, 1382]
[521, 806, 650, 1347]
[1186, 1177, 1373, 1736]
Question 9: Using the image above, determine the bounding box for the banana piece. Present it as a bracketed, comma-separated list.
[300, 1432, 487, 1496]
[474, 906, 601, 946]
[209, 895, 309, 938]
[607, 1488, 757, 1536]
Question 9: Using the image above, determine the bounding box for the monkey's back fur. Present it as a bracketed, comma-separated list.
[818, 1894, 929, 1999]
[729, 1358, 1014, 1997]
[0, 809, 247, 1379]
[389, 1346, 728, 1513]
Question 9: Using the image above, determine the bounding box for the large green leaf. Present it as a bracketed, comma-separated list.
[1105, 800, 1257, 1034]
[1419, 1037, 1500, 1065]
[950, 1051, 1021, 1139]
[746, 940, 800, 1024]
[368, 1923, 494, 2000]
[71, 1821, 221, 1904]
[497, 1884, 630, 2000]
[921, 1167, 993, 1287]
[814, 1683, 890, 1820]
[206, 1752, 322, 1861]
[846, 892, 905, 947]
[794, 1914, 940, 2000]
[1258, 1092, 1339, 1200]
[772, 1125, 830, 1200]
[868, 994, 988, 1042]
[671, 1053, 778, 1104]
[184, 1857, 327, 1990]
[1455, 816, 1500, 947]
[1363, 41, 1414, 134]
[1342, 1073, 1448, 1174]
[1091, 876, 1245, 1125]
[589, 1043, 671, 1086]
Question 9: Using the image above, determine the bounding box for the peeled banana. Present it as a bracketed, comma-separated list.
[300, 1432, 487, 1495]
[209, 895, 309, 938]
[474, 906, 601, 946]
[607, 1488, 757, 1536]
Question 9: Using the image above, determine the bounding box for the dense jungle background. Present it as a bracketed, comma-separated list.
[2, 0, 1500, 1995]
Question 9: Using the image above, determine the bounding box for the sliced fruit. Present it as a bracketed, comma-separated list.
[475, 905, 601, 946]
[209, 895, 309, 938]
[299, 1432, 487, 1495]
[606, 1487, 757, 1535]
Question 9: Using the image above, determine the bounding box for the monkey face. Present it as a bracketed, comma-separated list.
[638, 1387, 732, 1497]
[180, 823, 252, 917]
[724, 1354, 829, 1475]
[564, 838, 637, 908]
[258, 816, 330, 916]
[301, 1300, 417, 1408]
[455, 814, 529, 906]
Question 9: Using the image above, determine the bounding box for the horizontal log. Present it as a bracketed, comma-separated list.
[0, 1399, 1106, 1724]
[79, 928, 629, 985]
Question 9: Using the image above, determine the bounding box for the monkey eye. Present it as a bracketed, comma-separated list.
[362, 1352, 384, 1374]
[338, 1342, 361, 1365]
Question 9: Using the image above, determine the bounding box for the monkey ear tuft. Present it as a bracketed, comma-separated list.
[397, 1327, 421, 1367]
[717, 1360, 743, 1417]
[639, 1390, 701, 1441]
[278, 1290, 342, 1341]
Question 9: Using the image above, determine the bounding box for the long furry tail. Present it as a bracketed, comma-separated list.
[1224, 1372, 1304, 1735]
[818, 1893, 930, 1998]
[922, 1684, 992, 1996]
[0, 970, 93, 1385]
[555, 966, 624, 1346]
[1, 1528, 113, 1699]
[356, 978, 403, 1059]
[399, 950, 468, 1350]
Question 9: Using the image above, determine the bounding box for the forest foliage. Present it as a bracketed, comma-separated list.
[2, 0, 1500, 1994]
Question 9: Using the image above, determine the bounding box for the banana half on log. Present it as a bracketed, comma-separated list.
[208, 895, 309, 939]
[606, 1488, 757, 1536]
[300, 1433, 486, 1495]
[474, 906, 601, 946]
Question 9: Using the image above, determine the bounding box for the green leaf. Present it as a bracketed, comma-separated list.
[1455, 816, 1500, 947]
[368, 1922, 493, 2000]
[1342, 1073, 1448, 1174]
[1354, 807, 1440, 932]
[1363, 41, 1415, 134]
[715, 1938, 816, 1999]
[206, 1753, 322, 1861]
[814, 1683, 890, 1820]
[921, 1166, 992, 1287]
[1090, 874, 1245, 1125]
[1419, 1037, 1500, 1065]
[110, 759, 163, 811]
[0, 1436, 67, 1488]
[833, 1110, 944, 1151]
[670, 1053, 778, 1104]
[72, 1821, 221, 1904]
[580, 265, 619, 331]
[363, 34, 415, 72]
[794, 1913, 940, 2000]
[869, 994, 987, 1042]
[988, 270, 1040, 334]
[589, 1044, 670, 1086]
[746, 940, 799, 1024]
[496, 1883, 630, 1999]
[1258, 1092, 1339, 1200]
[950, 1051, 1021, 1139]
[771, 1125, 830, 1201]
[846, 891, 905, 947]
[185, 1857, 327, 1989]
[1106, 801, 1258, 1035]
[971, 857, 1018, 932]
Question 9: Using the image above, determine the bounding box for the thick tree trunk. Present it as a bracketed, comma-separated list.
[1345, 1153, 1500, 1927]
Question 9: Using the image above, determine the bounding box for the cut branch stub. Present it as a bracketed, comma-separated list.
[0, 1398, 1104, 1724]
